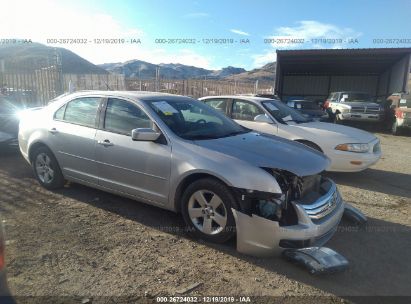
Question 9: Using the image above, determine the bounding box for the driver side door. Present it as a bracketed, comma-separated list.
[95, 98, 171, 206]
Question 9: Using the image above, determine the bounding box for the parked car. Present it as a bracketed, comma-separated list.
[324, 91, 384, 123]
[386, 93, 411, 135]
[19, 91, 346, 256]
[200, 95, 381, 172]
[286, 99, 329, 121]
[0, 97, 26, 150]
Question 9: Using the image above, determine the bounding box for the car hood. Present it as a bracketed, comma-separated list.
[194, 132, 330, 176]
[291, 121, 377, 143]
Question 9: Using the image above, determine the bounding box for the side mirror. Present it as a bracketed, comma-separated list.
[254, 114, 274, 124]
[131, 128, 161, 141]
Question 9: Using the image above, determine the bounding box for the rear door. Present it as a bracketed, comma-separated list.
[95, 97, 171, 205]
[51, 96, 102, 184]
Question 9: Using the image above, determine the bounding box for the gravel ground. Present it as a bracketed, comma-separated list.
[0, 132, 410, 304]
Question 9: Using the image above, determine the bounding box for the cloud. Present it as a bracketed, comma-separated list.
[251, 20, 362, 68]
[230, 29, 250, 36]
[183, 12, 209, 18]
[252, 52, 277, 68]
[0, 0, 213, 69]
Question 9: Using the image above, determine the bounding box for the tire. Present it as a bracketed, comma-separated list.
[392, 120, 400, 135]
[31, 146, 65, 190]
[334, 113, 341, 124]
[181, 178, 237, 243]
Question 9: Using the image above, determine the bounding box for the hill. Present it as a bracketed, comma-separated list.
[0, 43, 107, 74]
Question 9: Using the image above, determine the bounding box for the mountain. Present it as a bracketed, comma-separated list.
[225, 62, 276, 82]
[99, 60, 246, 80]
[0, 42, 107, 74]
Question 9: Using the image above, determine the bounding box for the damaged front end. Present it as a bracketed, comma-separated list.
[231, 169, 345, 257]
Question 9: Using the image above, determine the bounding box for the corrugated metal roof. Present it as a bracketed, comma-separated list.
[276, 48, 411, 74]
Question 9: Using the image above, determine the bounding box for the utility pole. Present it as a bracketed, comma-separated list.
[139, 64, 142, 91]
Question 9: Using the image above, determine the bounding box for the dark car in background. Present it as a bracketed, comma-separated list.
[286, 99, 329, 121]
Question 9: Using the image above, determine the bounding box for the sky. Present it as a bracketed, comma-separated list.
[1, 0, 411, 70]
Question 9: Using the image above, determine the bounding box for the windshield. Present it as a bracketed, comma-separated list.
[145, 98, 249, 140]
[262, 100, 311, 124]
[294, 101, 320, 110]
[340, 93, 373, 102]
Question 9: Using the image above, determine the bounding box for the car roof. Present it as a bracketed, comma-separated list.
[56, 90, 194, 101]
[330, 91, 370, 94]
[200, 95, 279, 104]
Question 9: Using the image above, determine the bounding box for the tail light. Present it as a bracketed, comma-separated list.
[396, 110, 404, 119]
[323, 100, 330, 109]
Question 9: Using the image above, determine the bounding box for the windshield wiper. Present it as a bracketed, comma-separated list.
[219, 130, 250, 138]
[184, 134, 220, 140]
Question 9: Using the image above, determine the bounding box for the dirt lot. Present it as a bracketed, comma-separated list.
[0, 132, 410, 303]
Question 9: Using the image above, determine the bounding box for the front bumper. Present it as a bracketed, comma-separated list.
[339, 112, 383, 122]
[232, 181, 345, 257]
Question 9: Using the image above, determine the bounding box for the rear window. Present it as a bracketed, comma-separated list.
[61, 97, 101, 127]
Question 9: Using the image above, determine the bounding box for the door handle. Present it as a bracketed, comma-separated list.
[49, 128, 58, 134]
[98, 139, 114, 147]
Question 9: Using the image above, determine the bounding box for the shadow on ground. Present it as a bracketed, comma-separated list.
[326, 168, 411, 199]
[1, 152, 411, 303]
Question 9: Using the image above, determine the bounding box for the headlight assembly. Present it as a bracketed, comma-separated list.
[335, 143, 369, 153]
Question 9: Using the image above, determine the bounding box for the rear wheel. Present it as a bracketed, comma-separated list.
[32, 146, 64, 190]
[181, 178, 236, 243]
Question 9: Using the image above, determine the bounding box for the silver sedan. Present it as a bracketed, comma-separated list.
[18, 91, 345, 256]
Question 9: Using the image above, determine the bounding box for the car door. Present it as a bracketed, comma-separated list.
[230, 99, 278, 135]
[51, 96, 101, 184]
[95, 97, 171, 205]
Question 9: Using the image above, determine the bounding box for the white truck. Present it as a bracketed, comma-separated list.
[325, 91, 385, 123]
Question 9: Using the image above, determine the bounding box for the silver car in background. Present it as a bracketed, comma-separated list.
[19, 91, 345, 256]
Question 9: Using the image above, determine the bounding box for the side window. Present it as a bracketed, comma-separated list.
[232, 99, 264, 121]
[54, 104, 66, 120]
[203, 99, 228, 114]
[63, 97, 100, 127]
[104, 98, 152, 135]
[329, 93, 337, 102]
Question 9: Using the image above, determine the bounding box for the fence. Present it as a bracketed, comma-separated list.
[0, 71, 126, 106]
[125, 78, 274, 98]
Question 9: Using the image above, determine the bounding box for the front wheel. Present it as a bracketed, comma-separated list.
[181, 178, 237, 243]
[392, 119, 400, 135]
[32, 146, 65, 190]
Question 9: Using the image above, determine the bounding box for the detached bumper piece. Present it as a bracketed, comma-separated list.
[343, 203, 367, 226]
[282, 247, 349, 275]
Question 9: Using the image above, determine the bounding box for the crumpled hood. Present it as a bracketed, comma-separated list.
[194, 132, 330, 176]
[292, 121, 377, 143]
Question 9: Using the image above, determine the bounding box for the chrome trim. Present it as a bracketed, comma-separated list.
[297, 181, 342, 220]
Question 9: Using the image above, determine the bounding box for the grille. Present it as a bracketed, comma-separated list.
[302, 185, 342, 221]
[350, 106, 365, 113]
[350, 106, 380, 114]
